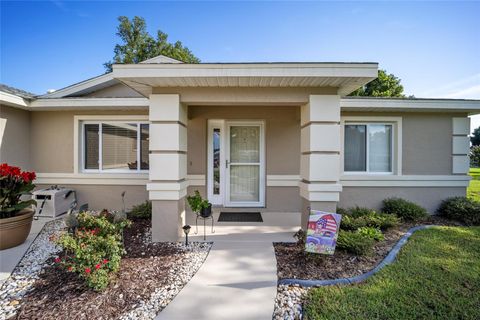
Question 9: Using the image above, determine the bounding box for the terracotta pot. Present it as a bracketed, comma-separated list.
[0, 208, 35, 250]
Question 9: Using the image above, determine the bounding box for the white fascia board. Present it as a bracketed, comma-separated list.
[114, 62, 378, 76]
[30, 98, 149, 110]
[0, 91, 30, 109]
[39, 73, 115, 98]
[341, 98, 480, 113]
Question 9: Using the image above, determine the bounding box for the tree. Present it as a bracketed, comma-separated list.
[104, 16, 199, 72]
[470, 145, 480, 167]
[471, 127, 480, 147]
[349, 69, 405, 97]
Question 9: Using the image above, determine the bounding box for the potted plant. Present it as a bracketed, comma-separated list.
[186, 190, 212, 218]
[0, 164, 36, 250]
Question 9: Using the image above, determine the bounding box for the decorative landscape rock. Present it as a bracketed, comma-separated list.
[0, 219, 64, 320]
[0, 216, 211, 320]
[273, 284, 308, 320]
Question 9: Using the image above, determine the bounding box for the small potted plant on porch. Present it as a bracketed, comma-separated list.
[0, 163, 37, 250]
[186, 190, 212, 218]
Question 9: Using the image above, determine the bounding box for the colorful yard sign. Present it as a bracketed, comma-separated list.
[305, 210, 342, 255]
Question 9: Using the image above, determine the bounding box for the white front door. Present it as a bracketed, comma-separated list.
[207, 120, 265, 207]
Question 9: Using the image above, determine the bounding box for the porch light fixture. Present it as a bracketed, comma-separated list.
[182, 225, 191, 246]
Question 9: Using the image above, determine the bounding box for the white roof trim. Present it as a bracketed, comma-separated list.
[29, 97, 148, 110]
[0, 91, 29, 109]
[140, 55, 183, 64]
[39, 73, 116, 98]
[341, 97, 480, 113]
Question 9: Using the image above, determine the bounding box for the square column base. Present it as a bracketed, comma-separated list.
[301, 198, 337, 230]
[152, 199, 185, 242]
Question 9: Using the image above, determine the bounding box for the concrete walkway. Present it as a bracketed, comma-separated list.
[0, 217, 52, 283]
[156, 212, 299, 320]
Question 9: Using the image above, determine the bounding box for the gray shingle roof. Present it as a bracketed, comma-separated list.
[0, 84, 36, 99]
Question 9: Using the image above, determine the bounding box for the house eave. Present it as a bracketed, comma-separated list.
[342, 97, 480, 114]
[0, 91, 30, 109]
[112, 62, 379, 97]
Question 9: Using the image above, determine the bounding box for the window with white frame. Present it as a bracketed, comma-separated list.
[82, 121, 149, 172]
[344, 123, 393, 173]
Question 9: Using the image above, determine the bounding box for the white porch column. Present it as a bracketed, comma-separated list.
[147, 94, 188, 242]
[299, 95, 342, 229]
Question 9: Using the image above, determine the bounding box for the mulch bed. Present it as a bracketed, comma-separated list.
[13, 219, 201, 320]
[274, 215, 463, 281]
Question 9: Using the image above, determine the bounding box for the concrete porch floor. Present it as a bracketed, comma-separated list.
[156, 212, 299, 320]
[185, 211, 301, 242]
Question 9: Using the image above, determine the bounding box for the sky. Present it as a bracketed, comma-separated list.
[1, 1, 479, 126]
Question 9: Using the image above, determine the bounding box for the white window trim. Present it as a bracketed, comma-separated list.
[340, 116, 402, 176]
[73, 115, 149, 174]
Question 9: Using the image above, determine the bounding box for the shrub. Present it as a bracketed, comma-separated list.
[357, 227, 385, 241]
[438, 197, 480, 226]
[346, 206, 375, 218]
[382, 198, 428, 221]
[54, 211, 131, 290]
[336, 230, 375, 255]
[128, 201, 152, 219]
[340, 208, 399, 231]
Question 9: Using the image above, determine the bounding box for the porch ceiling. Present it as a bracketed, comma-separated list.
[112, 62, 378, 97]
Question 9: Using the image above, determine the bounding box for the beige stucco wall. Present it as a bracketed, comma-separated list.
[0, 104, 31, 169]
[35, 184, 148, 211]
[339, 186, 466, 213]
[29, 110, 148, 173]
[23, 105, 468, 215]
[187, 105, 301, 175]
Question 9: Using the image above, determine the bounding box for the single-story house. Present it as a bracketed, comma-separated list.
[1, 55, 480, 241]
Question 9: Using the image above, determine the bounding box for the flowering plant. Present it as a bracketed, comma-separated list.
[54, 211, 130, 290]
[0, 163, 36, 219]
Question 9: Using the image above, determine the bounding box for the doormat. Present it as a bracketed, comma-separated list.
[218, 212, 263, 222]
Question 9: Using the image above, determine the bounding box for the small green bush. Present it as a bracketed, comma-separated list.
[128, 201, 152, 219]
[357, 227, 385, 241]
[382, 198, 428, 221]
[54, 211, 131, 291]
[336, 230, 375, 255]
[339, 208, 399, 231]
[438, 197, 480, 226]
[346, 206, 376, 218]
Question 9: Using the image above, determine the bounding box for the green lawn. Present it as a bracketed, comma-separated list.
[303, 227, 480, 320]
[468, 168, 480, 201]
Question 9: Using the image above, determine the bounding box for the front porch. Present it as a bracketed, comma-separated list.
[111, 62, 379, 241]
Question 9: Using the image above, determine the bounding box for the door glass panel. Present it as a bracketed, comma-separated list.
[230, 166, 259, 202]
[230, 126, 259, 163]
[213, 128, 221, 195]
[140, 124, 149, 170]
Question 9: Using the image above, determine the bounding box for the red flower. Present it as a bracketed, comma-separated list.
[85, 268, 91, 274]
[68, 266, 73, 271]
[95, 264, 101, 270]
[102, 259, 109, 264]
[54, 257, 61, 263]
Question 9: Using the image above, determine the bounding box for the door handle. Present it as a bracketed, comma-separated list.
[226, 160, 229, 168]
